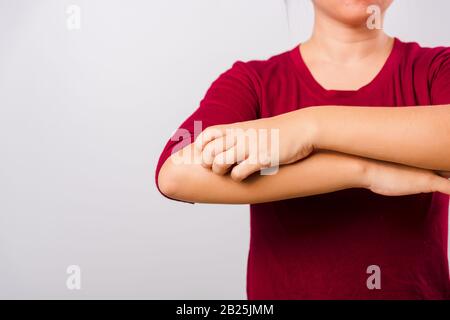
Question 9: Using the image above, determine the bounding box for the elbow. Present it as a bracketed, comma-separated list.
[157, 174, 178, 199]
[157, 159, 184, 199]
[156, 144, 203, 203]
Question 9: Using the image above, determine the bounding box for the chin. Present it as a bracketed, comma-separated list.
[313, 0, 393, 26]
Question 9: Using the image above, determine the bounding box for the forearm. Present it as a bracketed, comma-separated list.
[438, 171, 450, 178]
[303, 105, 450, 171]
[158, 145, 368, 204]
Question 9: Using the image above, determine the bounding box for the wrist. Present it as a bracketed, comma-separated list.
[300, 107, 321, 150]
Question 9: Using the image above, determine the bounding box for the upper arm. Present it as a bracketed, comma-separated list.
[429, 48, 450, 105]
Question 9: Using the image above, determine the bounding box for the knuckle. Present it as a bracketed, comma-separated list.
[201, 150, 213, 165]
[212, 156, 225, 168]
[231, 169, 243, 182]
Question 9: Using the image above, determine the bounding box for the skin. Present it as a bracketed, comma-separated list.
[160, 146, 450, 204]
[196, 105, 450, 180]
[158, 0, 450, 203]
[301, 0, 395, 91]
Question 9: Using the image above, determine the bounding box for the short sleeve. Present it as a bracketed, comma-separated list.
[155, 61, 260, 201]
[429, 48, 450, 105]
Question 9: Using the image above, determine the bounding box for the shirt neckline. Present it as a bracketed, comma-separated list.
[289, 37, 401, 97]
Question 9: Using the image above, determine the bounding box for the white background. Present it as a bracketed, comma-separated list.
[0, 0, 449, 299]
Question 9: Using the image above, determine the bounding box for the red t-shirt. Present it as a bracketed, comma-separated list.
[156, 38, 450, 299]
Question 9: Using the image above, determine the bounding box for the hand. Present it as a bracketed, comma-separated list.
[364, 160, 450, 196]
[194, 112, 316, 181]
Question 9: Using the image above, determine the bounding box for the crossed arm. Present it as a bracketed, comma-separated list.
[306, 105, 450, 171]
[158, 105, 450, 204]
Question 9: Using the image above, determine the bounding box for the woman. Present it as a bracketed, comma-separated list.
[156, 0, 450, 299]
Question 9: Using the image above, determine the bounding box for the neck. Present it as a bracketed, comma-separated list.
[304, 9, 393, 64]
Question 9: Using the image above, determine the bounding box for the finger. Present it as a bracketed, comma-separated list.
[212, 145, 238, 175]
[433, 176, 450, 195]
[202, 135, 236, 169]
[230, 158, 263, 182]
[194, 126, 225, 152]
[213, 138, 251, 174]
